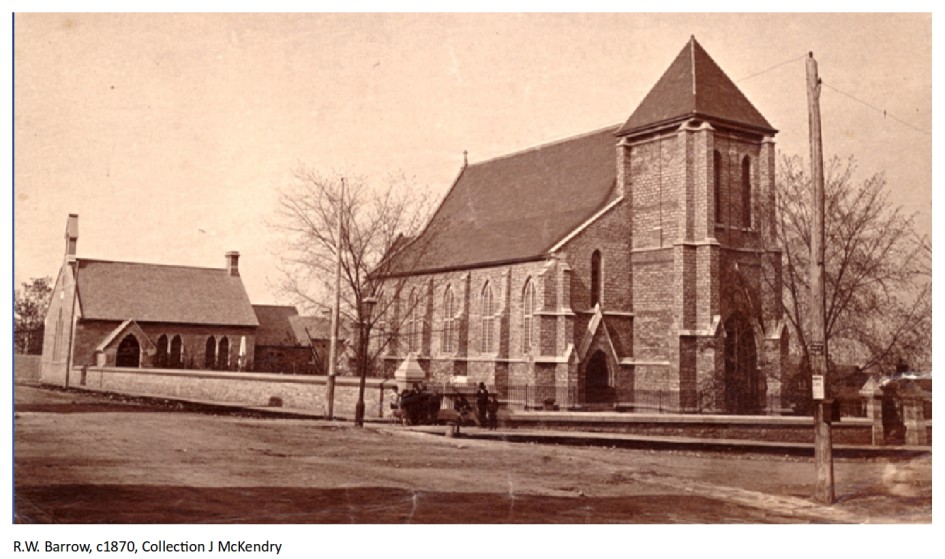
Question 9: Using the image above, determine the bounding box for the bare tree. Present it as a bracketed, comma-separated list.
[769, 154, 930, 385]
[271, 169, 438, 378]
[14, 276, 53, 355]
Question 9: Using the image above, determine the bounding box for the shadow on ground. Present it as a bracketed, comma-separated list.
[14, 484, 829, 524]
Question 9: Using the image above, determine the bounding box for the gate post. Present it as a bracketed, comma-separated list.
[859, 377, 884, 446]
[899, 382, 930, 446]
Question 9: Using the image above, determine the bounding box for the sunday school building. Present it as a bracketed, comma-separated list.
[378, 37, 788, 413]
[40, 214, 260, 385]
[39, 213, 348, 386]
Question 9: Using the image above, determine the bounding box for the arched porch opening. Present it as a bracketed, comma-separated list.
[116, 335, 141, 368]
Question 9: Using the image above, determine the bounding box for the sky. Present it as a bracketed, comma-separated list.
[12, 12, 933, 308]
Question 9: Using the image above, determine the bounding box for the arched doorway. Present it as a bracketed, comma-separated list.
[585, 350, 612, 404]
[723, 314, 760, 414]
[116, 335, 141, 368]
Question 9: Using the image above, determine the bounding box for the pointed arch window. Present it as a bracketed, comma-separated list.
[714, 150, 723, 224]
[741, 156, 752, 228]
[407, 290, 421, 353]
[375, 290, 387, 338]
[155, 334, 168, 368]
[442, 286, 455, 353]
[205, 336, 217, 370]
[591, 250, 602, 307]
[217, 337, 229, 370]
[54, 308, 63, 360]
[169, 335, 183, 369]
[481, 282, 495, 353]
[522, 279, 536, 353]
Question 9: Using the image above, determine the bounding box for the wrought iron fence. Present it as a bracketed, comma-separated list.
[407, 380, 870, 417]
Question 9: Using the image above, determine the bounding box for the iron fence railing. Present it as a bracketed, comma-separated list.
[401, 381, 875, 417]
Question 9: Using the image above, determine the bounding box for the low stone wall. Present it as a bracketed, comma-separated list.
[58, 366, 916, 447]
[69, 366, 397, 419]
[503, 411, 877, 446]
[14, 354, 42, 383]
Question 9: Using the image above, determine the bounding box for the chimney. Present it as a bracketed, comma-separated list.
[225, 251, 240, 277]
[65, 214, 78, 256]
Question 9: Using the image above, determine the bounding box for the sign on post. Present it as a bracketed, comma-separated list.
[812, 375, 825, 400]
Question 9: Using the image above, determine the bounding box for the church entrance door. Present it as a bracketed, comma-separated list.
[585, 350, 613, 405]
[723, 314, 760, 414]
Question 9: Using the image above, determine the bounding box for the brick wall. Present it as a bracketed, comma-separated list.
[373, 122, 783, 411]
[381, 260, 559, 389]
[72, 320, 257, 372]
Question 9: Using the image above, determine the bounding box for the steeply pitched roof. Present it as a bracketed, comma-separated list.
[387, 126, 620, 274]
[76, 259, 259, 326]
[288, 315, 349, 342]
[617, 36, 776, 137]
[253, 304, 302, 346]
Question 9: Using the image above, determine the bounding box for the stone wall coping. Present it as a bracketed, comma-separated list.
[82, 366, 392, 388]
[508, 410, 874, 427]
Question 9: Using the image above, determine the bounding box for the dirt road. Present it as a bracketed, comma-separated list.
[13, 385, 931, 523]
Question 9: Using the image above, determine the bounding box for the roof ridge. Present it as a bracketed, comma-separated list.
[690, 35, 697, 96]
[78, 257, 226, 272]
[466, 124, 621, 168]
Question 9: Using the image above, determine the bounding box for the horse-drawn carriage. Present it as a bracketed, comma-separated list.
[391, 387, 480, 427]
[393, 389, 442, 425]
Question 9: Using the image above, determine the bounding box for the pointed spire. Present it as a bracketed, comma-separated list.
[617, 36, 776, 137]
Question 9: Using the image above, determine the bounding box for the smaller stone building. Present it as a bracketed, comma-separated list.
[253, 305, 350, 374]
[41, 215, 259, 386]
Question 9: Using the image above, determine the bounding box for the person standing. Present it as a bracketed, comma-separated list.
[476, 382, 489, 427]
[487, 394, 499, 430]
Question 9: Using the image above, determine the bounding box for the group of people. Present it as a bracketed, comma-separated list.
[391, 382, 499, 429]
[391, 383, 442, 425]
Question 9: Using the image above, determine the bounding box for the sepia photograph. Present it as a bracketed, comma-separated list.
[5, 5, 936, 555]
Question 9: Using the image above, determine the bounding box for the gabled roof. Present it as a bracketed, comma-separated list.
[76, 259, 258, 326]
[386, 126, 620, 275]
[94, 319, 156, 353]
[251, 305, 347, 347]
[253, 304, 302, 346]
[617, 36, 776, 137]
[288, 315, 349, 342]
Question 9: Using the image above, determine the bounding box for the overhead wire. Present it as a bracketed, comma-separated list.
[736, 52, 930, 137]
[736, 53, 808, 83]
[820, 81, 930, 136]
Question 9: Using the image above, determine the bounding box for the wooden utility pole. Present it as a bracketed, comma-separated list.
[806, 52, 835, 504]
[325, 178, 344, 420]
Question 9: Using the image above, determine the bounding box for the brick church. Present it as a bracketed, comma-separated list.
[377, 37, 787, 413]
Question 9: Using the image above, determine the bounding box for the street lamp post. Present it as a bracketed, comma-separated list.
[354, 295, 378, 427]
